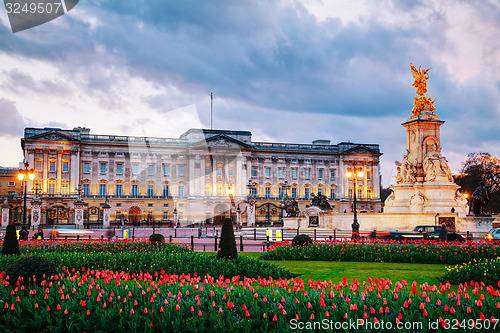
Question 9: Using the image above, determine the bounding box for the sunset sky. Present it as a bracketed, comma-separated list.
[1, 0, 499, 187]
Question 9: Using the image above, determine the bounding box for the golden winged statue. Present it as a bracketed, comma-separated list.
[410, 63, 436, 117]
[410, 63, 431, 96]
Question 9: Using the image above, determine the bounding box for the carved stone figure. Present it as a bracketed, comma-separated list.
[310, 193, 332, 210]
[399, 155, 416, 183]
[423, 150, 453, 182]
[394, 166, 403, 184]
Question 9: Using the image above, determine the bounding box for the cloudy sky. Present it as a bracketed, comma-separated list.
[1, 0, 499, 187]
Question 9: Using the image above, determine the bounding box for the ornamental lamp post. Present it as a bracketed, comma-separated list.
[346, 169, 363, 239]
[282, 180, 291, 200]
[18, 162, 35, 229]
[227, 186, 234, 222]
[463, 193, 471, 214]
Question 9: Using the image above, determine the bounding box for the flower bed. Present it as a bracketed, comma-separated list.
[441, 257, 500, 285]
[0, 240, 295, 280]
[0, 270, 499, 332]
[12, 239, 192, 255]
[260, 240, 499, 265]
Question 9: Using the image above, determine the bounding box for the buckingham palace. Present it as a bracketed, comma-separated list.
[19, 127, 382, 227]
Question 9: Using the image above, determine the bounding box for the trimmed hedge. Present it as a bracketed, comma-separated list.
[5, 255, 58, 286]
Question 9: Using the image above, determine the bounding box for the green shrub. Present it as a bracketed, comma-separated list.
[5, 255, 58, 286]
[1, 224, 19, 256]
[149, 234, 165, 244]
[217, 218, 237, 260]
[292, 234, 312, 247]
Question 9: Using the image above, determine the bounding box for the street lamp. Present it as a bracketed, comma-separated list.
[246, 179, 256, 199]
[346, 169, 363, 239]
[18, 162, 35, 228]
[463, 193, 471, 214]
[227, 185, 234, 222]
[282, 180, 291, 199]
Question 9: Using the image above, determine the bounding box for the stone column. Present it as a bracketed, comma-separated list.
[1, 198, 9, 228]
[30, 199, 41, 229]
[74, 200, 84, 228]
[246, 200, 255, 227]
[57, 150, 62, 194]
[102, 199, 111, 228]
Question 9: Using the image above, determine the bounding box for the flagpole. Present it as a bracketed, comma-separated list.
[210, 92, 213, 130]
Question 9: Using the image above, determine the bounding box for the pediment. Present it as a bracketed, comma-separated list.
[343, 145, 379, 155]
[27, 130, 80, 143]
[202, 134, 252, 149]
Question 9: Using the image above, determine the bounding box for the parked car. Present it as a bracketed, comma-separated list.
[485, 228, 500, 243]
[377, 225, 465, 242]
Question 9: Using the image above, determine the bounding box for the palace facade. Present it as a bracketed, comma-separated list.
[19, 127, 382, 227]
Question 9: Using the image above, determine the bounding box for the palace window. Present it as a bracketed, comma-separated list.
[330, 188, 335, 199]
[48, 183, 55, 195]
[265, 167, 271, 178]
[179, 165, 185, 176]
[358, 186, 363, 199]
[163, 185, 169, 197]
[99, 184, 106, 196]
[292, 168, 297, 179]
[100, 163, 107, 174]
[116, 184, 122, 196]
[132, 184, 138, 196]
[49, 161, 56, 172]
[278, 168, 284, 178]
[304, 188, 310, 199]
[147, 185, 154, 196]
[279, 187, 284, 199]
[164, 164, 170, 176]
[252, 167, 258, 177]
[83, 162, 90, 173]
[229, 167, 234, 177]
[367, 169, 372, 180]
[83, 184, 90, 196]
[265, 187, 271, 198]
[178, 186, 184, 197]
[116, 163, 123, 175]
[62, 161, 69, 172]
[305, 169, 310, 179]
[132, 164, 139, 175]
[148, 164, 154, 176]
[318, 169, 323, 179]
[292, 188, 297, 198]
[330, 169, 336, 180]
[367, 187, 373, 199]
[61, 182, 69, 195]
[35, 160, 42, 171]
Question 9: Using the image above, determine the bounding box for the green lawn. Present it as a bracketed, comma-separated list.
[240, 252, 447, 285]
